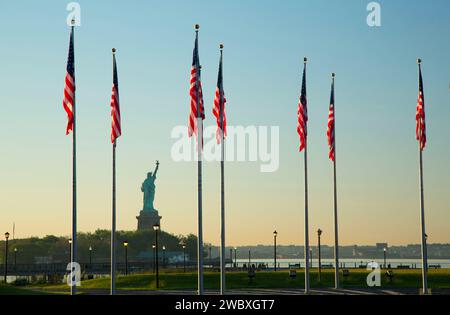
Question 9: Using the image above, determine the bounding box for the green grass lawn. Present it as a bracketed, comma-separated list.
[34, 269, 450, 292]
[0, 283, 57, 295]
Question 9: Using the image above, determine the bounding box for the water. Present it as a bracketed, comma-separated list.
[232, 258, 450, 269]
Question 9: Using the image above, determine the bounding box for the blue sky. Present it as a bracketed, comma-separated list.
[0, 0, 449, 246]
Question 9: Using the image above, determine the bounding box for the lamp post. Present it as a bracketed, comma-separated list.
[234, 247, 237, 269]
[89, 246, 93, 269]
[273, 230, 278, 272]
[248, 250, 251, 270]
[14, 248, 17, 271]
[230, 248, 233, 269]
[152, 244, 156, 273]
[182, 244, 186, 273]
[68, 238, 72, 264]
[310, 248, 313, 269]
[162, 246, 166, 268]
[4, 232, 9, 283]
[383, 247, 387, 269]
[123, 241, 128, 275]
[317, 229, 322, 282]
[153, 224, 160, 288]
[209, 246, 212, 262]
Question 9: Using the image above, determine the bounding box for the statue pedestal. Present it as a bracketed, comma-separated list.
[136, 210, 161, 231]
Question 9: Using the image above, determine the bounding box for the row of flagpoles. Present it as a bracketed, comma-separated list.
[187, 25, 228, 295]
[62, 21, 430, 295]
[62, 21, 122, 295]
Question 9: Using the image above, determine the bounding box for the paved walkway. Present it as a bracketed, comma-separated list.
[36, 287, 450, 295]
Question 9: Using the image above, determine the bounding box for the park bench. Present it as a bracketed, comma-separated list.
[248, 269, 256, 282]
[342, 269, 350, 279]
[289, 270, 297, 279]
[429, 264, 441, 269]
[397, 265, 411, 269]
[386, 270, 394, 283]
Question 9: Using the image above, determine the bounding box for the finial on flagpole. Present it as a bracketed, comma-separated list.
[332, 73, 335, 78]
[219, 44, 224, 50]
[304, 57, 308, 64]
[112, 48, 116, 54]
[417, 58, 422, 65]
[195, 24, 200, 31]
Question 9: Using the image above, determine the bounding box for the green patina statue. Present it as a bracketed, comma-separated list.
[141, 160, 159, 212]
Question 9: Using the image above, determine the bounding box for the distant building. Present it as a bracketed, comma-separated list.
[376, 243, 388, 251]
[352, 245, 358, 257]
[35, 256, 53, 264]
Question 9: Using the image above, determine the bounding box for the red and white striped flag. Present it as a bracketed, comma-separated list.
[297, 60, 307, 152]
[416, 61, 426, 151]
[62, 25, 75, 135]
[212, 47, 226, 144]
[110, 49, 121, 143]
[327, 75, 335, 162]
[188, 30, 205, 142]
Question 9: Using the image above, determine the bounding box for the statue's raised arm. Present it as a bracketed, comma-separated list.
[153, 160, 159, 178]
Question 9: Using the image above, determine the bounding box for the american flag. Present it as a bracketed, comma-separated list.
[188, 30, 205, 141]
[110, 49, 121, 143]
[212, 48, 226, 144]
[62, 25, 75, 135]
[416, 62, 426, 151]
[327, 75, 335, 162]
[297, 60, 307, 152]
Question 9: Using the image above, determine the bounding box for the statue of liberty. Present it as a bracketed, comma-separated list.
[141, 161, 159, 212]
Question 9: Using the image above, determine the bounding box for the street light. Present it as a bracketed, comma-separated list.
[230, 248, 233, 269]
[383, 247, 387, 269]
[162, 246, 166, 268]
[317, 229, 322, 282]
[273, 230, 278, 272]
[153, 224, 160, 289]
[68, 238, 72, 263]
[4, 232, 9, 283]
[14, 248, 18, 270]
[123, 241, 129, 275]
[209, 246, 212, 262]
[152, 244, 156, 273]
[248, 249, 251, 270]
[310, 248, 313, 269]
[234, 247, 237, 269]
[89, 246, 93, 269]
[182, 244, 186, 273]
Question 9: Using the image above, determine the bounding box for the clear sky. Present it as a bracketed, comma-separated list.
[0, 0, 449, 246]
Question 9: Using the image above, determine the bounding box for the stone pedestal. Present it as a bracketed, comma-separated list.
[136, 210, 161, 231]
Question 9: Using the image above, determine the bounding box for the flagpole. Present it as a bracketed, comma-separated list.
[111, 140, 117, 295]
[331, 73, 340, 289]
[304, 144, 310, 294]
[419, 147, 427, 294]
[70, 22, 77, 296]
[219, 44, 226, 295]
[195, 24, 204, 296]
[110, 48, 119, 295]
[418, 57, 428, 295]
[302, 57, 310, 295]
